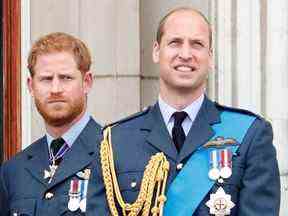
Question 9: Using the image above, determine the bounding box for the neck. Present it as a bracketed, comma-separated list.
[45, 109, 86, 138]
[159, 85, 205, 110]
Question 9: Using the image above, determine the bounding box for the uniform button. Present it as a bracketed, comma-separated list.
[45, 192, 54, 199]
[176, 163, 183, 170]
[130, 181, 137, 188]
[218, 178, 224, 184]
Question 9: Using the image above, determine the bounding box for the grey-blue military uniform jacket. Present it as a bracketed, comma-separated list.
[0, 118, 110, 216]
[108, 97, 280, 215]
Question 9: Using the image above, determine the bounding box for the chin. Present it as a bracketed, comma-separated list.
[174, 82, 205, 93]
[41, 110, 69, 124]
[45, 115, 74, 127]
[174, 81, 197, 89]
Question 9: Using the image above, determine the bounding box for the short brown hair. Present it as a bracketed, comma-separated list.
[156, 7, 212, 47]
[28, 32, 91, 76]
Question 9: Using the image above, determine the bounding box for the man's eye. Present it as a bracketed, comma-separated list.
[169, 40, 180, 45]
[192, 41, 205, 49]
[40, 77, 52, 81]
[62, 76, 73, 80]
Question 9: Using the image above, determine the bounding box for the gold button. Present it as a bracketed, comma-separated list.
[176, 163, 183, 170]
[45, 192, 54, 199]
[131, 181, 137, 188]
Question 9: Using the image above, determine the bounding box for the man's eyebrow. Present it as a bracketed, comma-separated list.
[168, 36, 182, 41]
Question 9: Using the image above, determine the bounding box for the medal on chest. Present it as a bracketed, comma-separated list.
[68, 179, 81, 211]
[204, 137, 237, 216]
[206, 187, 235, 216]
[68, 168, 91, 213]
[44, 142, 69, 184]
[44, 164, 58, 184]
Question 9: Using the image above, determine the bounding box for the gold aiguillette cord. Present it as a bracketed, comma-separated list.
[100, 127, 170, 216]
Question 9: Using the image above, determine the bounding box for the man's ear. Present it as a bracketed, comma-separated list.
[208, 48, 214, 72]
[83, 71, 93, 94]
[152, 42, 160, 63]
[27, 77, 34, 97]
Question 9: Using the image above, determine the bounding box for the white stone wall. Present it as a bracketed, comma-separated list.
[211, 1, 288, 214]
[266, 1, 288, 214]
[28, 0, 141, 140]
[22, 0, 287, 214]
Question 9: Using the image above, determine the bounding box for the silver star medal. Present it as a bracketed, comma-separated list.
[206, 187, 235, 216]
[44, 164, 58, 183]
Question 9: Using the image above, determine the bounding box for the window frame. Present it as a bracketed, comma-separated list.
[2, 0, 22, 162]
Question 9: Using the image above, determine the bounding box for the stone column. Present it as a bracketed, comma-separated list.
[210, 0, 233, 105]
[266, 0, 288, 214]
[235, 0, 262, 113]
[210, 0, 287, 214]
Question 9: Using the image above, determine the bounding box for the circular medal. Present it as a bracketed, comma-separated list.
[79, 198, 87, 212]
[68, 198, 80, 212]
[208, 168, 220, 180]
[220, 166, 232, 179]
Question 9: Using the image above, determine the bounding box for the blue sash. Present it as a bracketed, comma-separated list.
[164, 111, 256, 215]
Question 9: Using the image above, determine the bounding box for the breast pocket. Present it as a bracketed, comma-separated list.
[10, 199, 36, 216]
[117, 171, 143, 204]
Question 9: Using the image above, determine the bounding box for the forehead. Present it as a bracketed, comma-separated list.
[162, 10, 210, 41]
[34, 52, 77, 70]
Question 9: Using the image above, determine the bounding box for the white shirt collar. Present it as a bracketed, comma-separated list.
[46, 111, 90, 148]
[158, 94, 204, 126]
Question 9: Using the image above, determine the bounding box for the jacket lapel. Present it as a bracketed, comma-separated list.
[144, 103, 178, 162]
[178, 97, 221, 162]
[48, 119, 102, 188]
[24, 137, 50, 187]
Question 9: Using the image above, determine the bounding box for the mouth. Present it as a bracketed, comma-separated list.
[174, 65, 197, 72]
[47, 100, 66, 104]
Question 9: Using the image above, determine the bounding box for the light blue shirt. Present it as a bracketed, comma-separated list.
[158, 94, 204, 136]
[46, 111, 91, 149]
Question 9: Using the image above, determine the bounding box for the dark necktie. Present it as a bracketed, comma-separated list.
[50, 137, 68, 165]
[172, 111, 188, 152]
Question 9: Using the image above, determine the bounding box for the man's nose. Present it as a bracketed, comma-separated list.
[51, 78, 63, 94]
[178, 44, 193, 61]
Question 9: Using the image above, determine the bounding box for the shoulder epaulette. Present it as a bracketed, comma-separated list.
[102, 106, 151, 131]
[214, 102, 263, 119]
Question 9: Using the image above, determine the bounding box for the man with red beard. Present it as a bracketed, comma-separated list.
[0, 32, 109, 215]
